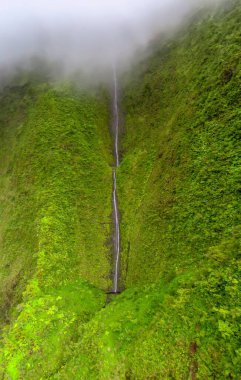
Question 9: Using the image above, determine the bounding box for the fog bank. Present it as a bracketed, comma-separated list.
[0, 0, 228, 82]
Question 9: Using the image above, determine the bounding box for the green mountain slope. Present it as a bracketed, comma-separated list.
[0, 82, 113, 378]
[119, 2, 241, 288]
[1, 1, 241, 379]
[54, 4, 241, 379]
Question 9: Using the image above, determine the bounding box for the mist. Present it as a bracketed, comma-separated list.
[0, 0, 227, 83]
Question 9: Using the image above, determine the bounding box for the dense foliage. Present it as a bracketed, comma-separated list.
[1, 1, 241, 378]
[0, 82, 113, 378]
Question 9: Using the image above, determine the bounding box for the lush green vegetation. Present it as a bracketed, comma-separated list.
[119, 2, 241, 288]
[116, 1, 241, 377]
[1, 1, 241, 378]
[0, 82, 113, 378]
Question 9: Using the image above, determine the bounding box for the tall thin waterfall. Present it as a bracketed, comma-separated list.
[112, 68, 120, 293]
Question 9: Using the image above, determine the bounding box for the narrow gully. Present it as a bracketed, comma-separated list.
[112, 67, 120, 294]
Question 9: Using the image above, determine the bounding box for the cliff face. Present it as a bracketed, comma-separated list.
[119, 3, 241, 288]
[0, 83, 113, 378]
[1, 2, 241, 379]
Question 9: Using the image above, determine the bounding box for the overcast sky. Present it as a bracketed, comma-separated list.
[0, 0, 227, 81]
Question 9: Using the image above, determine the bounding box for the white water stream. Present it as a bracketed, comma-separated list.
[112, 68, 120, 293]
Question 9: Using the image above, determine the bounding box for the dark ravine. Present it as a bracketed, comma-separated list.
[112, 67, 121, 294]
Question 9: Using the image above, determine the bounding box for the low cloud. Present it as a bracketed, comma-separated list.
[0, 0, 227, 82]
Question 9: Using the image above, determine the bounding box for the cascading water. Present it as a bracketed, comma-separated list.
[112, 67, 120, 294]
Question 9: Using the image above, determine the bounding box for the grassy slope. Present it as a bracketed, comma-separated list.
[119, 2, 241, 288]
[115, 2, 241, 377]
[55, 3, 241, 379]
[0, 81, 113, 378]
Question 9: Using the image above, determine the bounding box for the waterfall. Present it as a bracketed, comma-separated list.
[112, 67, 120, 293]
